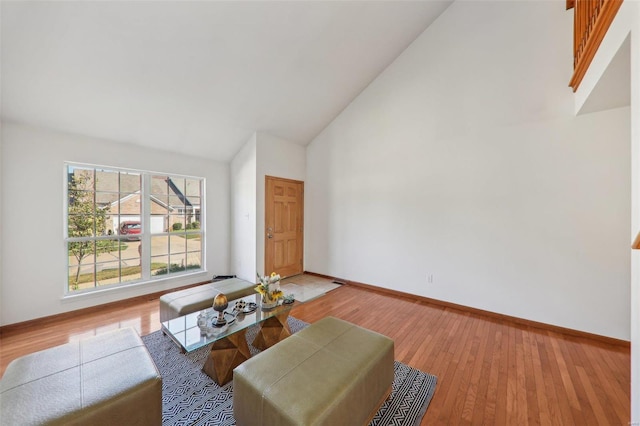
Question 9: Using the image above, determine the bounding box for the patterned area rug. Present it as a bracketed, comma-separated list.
[142, 317, 437, 425]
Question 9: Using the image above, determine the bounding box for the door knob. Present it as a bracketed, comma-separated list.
[267, 233, 273, 239]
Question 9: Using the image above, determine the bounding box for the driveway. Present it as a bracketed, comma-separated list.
[69, 235, 202, 285]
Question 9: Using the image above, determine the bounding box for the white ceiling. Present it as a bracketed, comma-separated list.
[1, 1, 452, 162]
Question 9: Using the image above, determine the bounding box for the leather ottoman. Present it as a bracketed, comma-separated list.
[0, 327, 162, 425]
[233, 316, 394, 426]
[159, 277, 256, 322]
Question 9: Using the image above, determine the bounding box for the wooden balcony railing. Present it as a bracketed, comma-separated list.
[567, 0, 623, 92]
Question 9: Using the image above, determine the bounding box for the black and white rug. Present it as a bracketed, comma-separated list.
[142, 317, 437, 425]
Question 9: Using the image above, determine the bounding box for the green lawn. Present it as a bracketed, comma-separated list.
[69, 262, 166, 287]
[170, 230, 201, 240]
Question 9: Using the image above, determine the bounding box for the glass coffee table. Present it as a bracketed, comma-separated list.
[161, 294, 294, 385]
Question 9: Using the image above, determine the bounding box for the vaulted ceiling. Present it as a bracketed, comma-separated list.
[1, 1, 452, 162]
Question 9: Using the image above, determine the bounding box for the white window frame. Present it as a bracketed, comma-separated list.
[64, 162, 205, 294]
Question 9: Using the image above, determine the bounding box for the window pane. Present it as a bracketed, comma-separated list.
[169, 235, 187, 272]
[170, 234, 187, 255]
[69, 265, 95, 292]
[115, 193, 142, 217]
[68, 167, 94, 191]
[95, 169, 119, 193]
[187, 251, 202, 269]
[187, 239, 202, 268]
[168, 194, 185, 211]
[66, 165, 204, 292]
[171, 177, 185, 190]
[151, 235, 169, 276]
[188, 196, 201, 208]
[120, 172, 141, 194]
[151, 258, 169, 276]
[122, 240, 142, 263]
[186, 219, 201, 231]
[121, 263, 142, 284]
[68, 173, 95, 230]
[150, 214, 168, 234]
[170, 214, 187, 232]
[185, 179, 201, 197]
[151, 197, 170, 218]
[151, 235, 169, 258]
[151, 175, 169, 195]
[68, 240, 95, 291]
[105, 214, 117, 235]
[170, 177, 185, 193]
[68, 215, 88, 237]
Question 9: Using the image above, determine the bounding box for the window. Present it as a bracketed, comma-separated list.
[65, 164, 204, 293]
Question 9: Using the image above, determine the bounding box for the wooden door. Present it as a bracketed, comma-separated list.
[265, 176, 303, 278]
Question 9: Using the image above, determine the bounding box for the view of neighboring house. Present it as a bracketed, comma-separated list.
[108, 191, 199, 235]
[70, 168, 201, 235]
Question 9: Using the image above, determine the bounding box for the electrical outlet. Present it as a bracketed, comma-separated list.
[427, 274, 434, 284]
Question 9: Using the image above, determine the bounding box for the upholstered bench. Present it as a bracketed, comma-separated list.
[159, 277, 256, 322]
[233, 316, 394, 426]
[0, 327, 162, 426]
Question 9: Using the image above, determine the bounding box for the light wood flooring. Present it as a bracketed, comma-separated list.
[0, 275, 630, 424]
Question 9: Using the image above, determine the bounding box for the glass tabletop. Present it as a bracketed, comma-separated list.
[161, 294, 294, 353]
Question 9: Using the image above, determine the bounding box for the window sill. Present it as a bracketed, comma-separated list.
[61, 270, 210, 302]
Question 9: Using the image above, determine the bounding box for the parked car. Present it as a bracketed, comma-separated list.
[119, 221, 141, 240]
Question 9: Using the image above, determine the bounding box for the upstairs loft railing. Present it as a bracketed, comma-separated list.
[567, 0, 623, 92]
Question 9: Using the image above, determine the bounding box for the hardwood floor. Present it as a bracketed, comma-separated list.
[0, 276, 630, 424]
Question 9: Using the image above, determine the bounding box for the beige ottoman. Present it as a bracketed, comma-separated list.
[159, 277, 256, 322]
[233, 316, 394, 426]
[0, 327, 162, 426]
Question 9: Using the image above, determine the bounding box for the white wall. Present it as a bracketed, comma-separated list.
[255, 132, 306, 275]
[230, 133, 257, 282]
[0, 122, 230, 325]
[305, 0, 631, 340]
[230, 131, 306, 279]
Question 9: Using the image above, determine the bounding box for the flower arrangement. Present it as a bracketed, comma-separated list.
[255, 272, 283, 304]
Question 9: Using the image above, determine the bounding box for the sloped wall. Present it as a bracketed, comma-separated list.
[305, 1, 631, 340]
